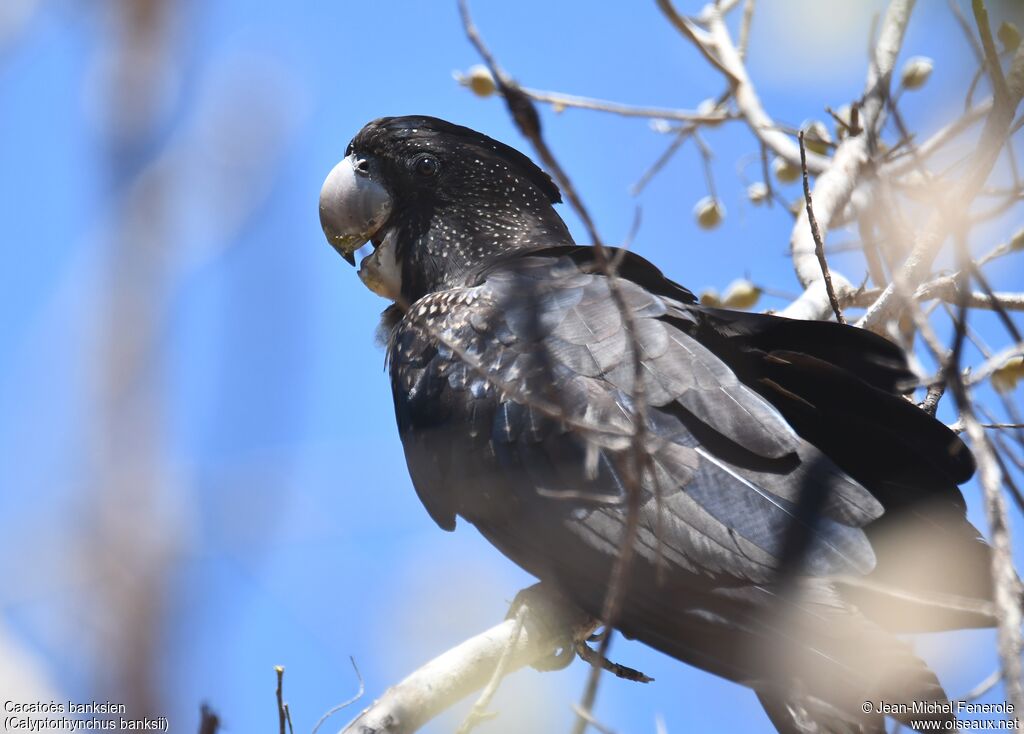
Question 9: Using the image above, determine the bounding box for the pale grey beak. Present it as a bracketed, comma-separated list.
[319, 154, 392, 266]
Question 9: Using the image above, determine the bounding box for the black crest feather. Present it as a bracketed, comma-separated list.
[358, 115, 562, 204]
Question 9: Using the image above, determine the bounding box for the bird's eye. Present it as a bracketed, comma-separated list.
[413, 155, 440, 178]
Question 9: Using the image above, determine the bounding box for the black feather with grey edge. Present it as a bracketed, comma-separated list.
[321, 115, 996, 734]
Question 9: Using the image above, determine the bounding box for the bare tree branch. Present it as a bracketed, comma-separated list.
[961, 409, 1024, 715]
[520, 87, 733, 124]
[455, 606, 528, 734]
[798, 131, 847, 324]
[313, 658, 364, 734]
[657, 0, 832, 173]
[455, 8, 661, 734]
[859, 46, 1024, 330]
[845, 278, 1024, 312]
[783, 0, 916, 320]
[339, 585, 592, 734]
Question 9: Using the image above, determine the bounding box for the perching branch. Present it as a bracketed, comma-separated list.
[339, 585, 592, 734]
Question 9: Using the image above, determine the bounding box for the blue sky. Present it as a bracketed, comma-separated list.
[1, 1, 1022, 732]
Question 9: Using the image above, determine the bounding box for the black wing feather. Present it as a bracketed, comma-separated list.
[389, 254, 881, 581]
[386, 248, 980, 731]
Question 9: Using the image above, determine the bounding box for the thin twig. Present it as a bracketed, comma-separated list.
[312, 657, 365, 734]
[948, 0, 984, 63]
[882, 99, 992, 177]
[658, 0, 831, 173]
[694, 131, 718, 201]
[968, 342, 1024, 387]
[972, 0, 1010, 105]
[798, 131, 846, 323]
[961, 669, 1001, 702]
[197, 704, 220, 734]
[632, 129, 692, 195]
[783, 0, 916, 321]
[987, 431, 1024, 517]
[570, 705, 620, 734]
[457, 0, 604, 249]
[967, 261, 1023, 342]
[521, 87, 733, 124]
[275, 666, 287, 734]
[457, 7, 656, 734]
[961, 408, 1024, 714]
[945, 225, 1024, 716]
[845, 278, 1024, 312]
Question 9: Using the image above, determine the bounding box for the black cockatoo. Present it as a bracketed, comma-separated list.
[319, 115, 995, 733]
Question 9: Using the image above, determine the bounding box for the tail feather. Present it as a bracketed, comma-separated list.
[747, 581, 956, 734]
[683, 307, 995, 631]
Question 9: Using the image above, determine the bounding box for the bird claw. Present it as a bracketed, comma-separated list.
[504, 583, 596, 673]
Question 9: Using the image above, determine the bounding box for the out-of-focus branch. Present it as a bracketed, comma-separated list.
[456, 8, 656, 734]
[845, 278, 1024, 312]
[962, 670, 1002, 703]
[859, 46, 1024, 330]
[339, 585, 591, 734]
[968, 343, 1024, 388]
[972, 0, 1009, 105]
[197, 704, 220, 734]
[962, 409, 1024, 714]
[84, 0, 180, 718]
[882, 98, 992, 177]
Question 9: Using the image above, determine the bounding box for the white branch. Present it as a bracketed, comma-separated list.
[338, 585, 591, 734]
[656, 0, 831, 174]
[703, 7, 831, 174]
[962, 409, 1024, 715]
[968, 342, 1024, 388]
[781, 0, 916, 321]
[859, 45, 1024, 331]
[846, 278, 1024, 312]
